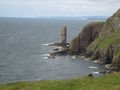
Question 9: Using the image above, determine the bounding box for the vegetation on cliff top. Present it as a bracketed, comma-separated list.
[88, 33, 120, 50]
[0, 73, 120, 90]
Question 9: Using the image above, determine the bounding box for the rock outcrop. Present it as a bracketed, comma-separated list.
[70, 9, 120, 69]
[70, 22, 104, 54]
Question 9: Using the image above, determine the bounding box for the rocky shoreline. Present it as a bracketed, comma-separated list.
[45, 9, 120, 74]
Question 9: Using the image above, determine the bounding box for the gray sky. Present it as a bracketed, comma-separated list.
[0, 0, 120, 17]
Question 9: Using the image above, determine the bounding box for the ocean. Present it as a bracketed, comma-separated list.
[0, 17, 106, 83]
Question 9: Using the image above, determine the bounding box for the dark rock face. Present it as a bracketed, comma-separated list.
[70, 36, 84, 54]
[91, 45, 114, 64]
[70, 22, 104, 54]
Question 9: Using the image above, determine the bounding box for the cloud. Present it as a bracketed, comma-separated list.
[0, 0, 120, 17]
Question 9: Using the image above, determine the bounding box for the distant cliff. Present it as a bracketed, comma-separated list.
[70, 9, 120, 69]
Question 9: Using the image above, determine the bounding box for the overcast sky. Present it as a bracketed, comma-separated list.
[0, 0, 120, 17]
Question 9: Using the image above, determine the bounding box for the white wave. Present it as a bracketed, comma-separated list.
[84, 58, 90, 61]
[71, 56, 76, 59]
[93, 72, 99, 74]
[89, 66, 98, 69]
[41, 44, 49, 46]
[41, 42, 55, 46]
[43, 57, 48, 59]
[105, 64, 111, 68]
[41, 54, 50, 56]
[57, 47, 63, 49]
[92, 60, 98, 63]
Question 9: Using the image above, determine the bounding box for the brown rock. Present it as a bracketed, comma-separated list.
[70, 22, 104, 54]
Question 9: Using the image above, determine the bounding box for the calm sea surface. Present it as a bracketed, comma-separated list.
[0, 17, 106, 83]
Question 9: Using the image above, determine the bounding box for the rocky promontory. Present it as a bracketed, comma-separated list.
[70, 22, 104, 54]
[70, 9, 120, 69]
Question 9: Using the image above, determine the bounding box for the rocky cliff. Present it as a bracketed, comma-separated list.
[70, 9, 120, 69]
[70, 22, 104, 54]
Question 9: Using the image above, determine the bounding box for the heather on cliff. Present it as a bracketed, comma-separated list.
[71, 9, 120, 69]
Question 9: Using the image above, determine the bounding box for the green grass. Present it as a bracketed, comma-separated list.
[96, 34, 120, 49]
[0, 73, 120, 90]
[88, 33, 120, 50]
[88, 32, 120, 58]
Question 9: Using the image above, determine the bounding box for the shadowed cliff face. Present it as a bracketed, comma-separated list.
[71, 9, 120, 69]
[70, 22, 104, 54]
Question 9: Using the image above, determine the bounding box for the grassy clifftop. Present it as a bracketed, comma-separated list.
[0, 73, 120, 90]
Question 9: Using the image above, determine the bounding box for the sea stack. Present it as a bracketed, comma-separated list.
[61, 26, 67, 47]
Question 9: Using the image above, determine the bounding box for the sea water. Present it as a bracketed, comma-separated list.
[0, 17, 106, 83]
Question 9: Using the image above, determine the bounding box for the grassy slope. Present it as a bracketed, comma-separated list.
[88, 10, 120, 58]
[88, 33, 120, 49]
[0, 73, 120, 90]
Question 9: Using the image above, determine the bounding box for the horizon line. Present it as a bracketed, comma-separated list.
[0, 15, 109, 18]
